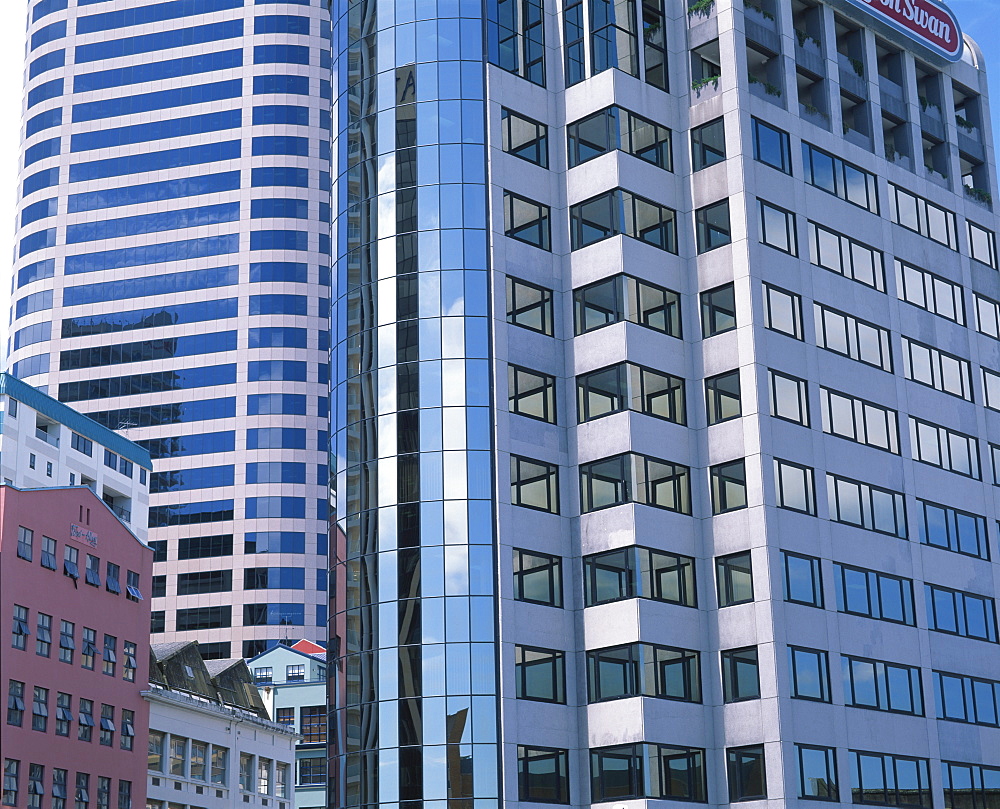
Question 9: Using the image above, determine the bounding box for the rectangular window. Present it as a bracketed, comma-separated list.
[81, 628, 96, 670]
[826, 473, 907, 538]
[70, 432, 93, 456]
[701, 283, 736, 337]
[504, 190, 551, 250]
[31, 686, 47, 732]
[567, 106, 672, 170]
[842, 654, 923, 715]
[821, 387, 899, 453]
[77, 699, 93, 742]
[41, 537, 56, 570]
[728, 745, 767, 802]
[803, 143, 879, 213]
[518, 747, 569, 804]
[758, 199, 797, 254]
[63, 546, 79, 580]
[579, 453, 690, 515]
[691, 118, 726, 171]
[3, 760, 18, 808]
[16, 527, 32, 561]
[797, 744, 838, 801]
[570, 188, 677, 252]
[577, 362, 685, 425]
[721, 647, 759, 702]
[258, 758, 271, 795]
[75, 773, 89, 809]
[942, 761, 1000, 809]
[102, 634, 116, 677]
[96, 776, 109, 809]
[85, 554, 101, 587]
[583, 546, 696, 608]
[188, 741, 206, 779]
[968, 219, 997, 267]
[6, 681, 24, 727]
[116, 782, 130, 809]
[919, 499, 989, 560]
[706, 370, 741, 425]
[506, 277, 553, 336]
[105, 563, 121, 594]
[716, 551, 753, 606]
[590, 744, 705, 801]
[11, 605, 28, 651]
[286, 664, 305, 681]
[783, 552, 824, 607]
[148, 730, 164, 771]
[574, 273, 681, 337]
[52, 769, 66, 809]
[122, 641, 137, 682]
[808, 221, 885, 291]
[240, 754, 253, 792]
[932, 670, 1000, 726]
[695, 200, 731, 252]
[834, 563, 916, 626]
[815, 303, 893, 372]
[297, 758, 326, 786]
[99, 704, 115, 746]
[511, 455, 559, 513]
[300, 706, 326, 743]
[120, 708, 134, 750]
[909, 416, 980, 479]
[849, 750, 932, 808]
[769, 370, 809, 426]
[515, 646, 566, 703]
[901, 337, 972, 400]
[890, 183, 956, 248]
[125, 570, 143, 601]
[774, 459, 816, 514]
[711, 460, 748, 514]
[983, 368, 1000, 412]
[763, 283, 803, 339]
[513, 549, 562, 607]
[28, 766, 44, 809]
[789, 646, 831, 702]
[587, 643, 700, 703]
[895, 259, 964, 324]
[925, 583, 998, 642]
[501, 108, 548, 167]
[975, 292, 1000, 339]
[752, 117, 791, 173]
[491, 0, 545, 85]
[35, 613, 51, 657]
[212, 748, 228, 785]
[509, 365, 557, 423]
[275, 707, 294, 726]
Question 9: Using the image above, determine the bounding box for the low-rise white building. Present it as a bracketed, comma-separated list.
[144, 642, 297, 809]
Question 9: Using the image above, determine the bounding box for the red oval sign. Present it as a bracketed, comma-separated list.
[845, 0, 963, 61]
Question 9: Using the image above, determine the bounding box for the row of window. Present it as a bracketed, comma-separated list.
[155, 602, 321, 633]
[6, 681, 135, 751]
[2, 763, 131, 809]
[151, 566, 327, 596]
[271, 705, 326, 743]
[147, 732, 229, 786]
[14, 529, 144, 598]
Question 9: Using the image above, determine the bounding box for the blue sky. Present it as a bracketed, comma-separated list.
[948, 1, 1000, 138]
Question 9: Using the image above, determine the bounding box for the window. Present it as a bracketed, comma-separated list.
[590, 744, 706, 802]
[721, 647, 759, 702]
[63, 546, 79, 580]
[11, 605, 29, 651]
[827, 472, 907, 538]
[70, 432, 93, 456]
[81, 628, 97, 670]
[577, 362, 685, 424]
[240, 755, 253, 792]
[504, 191, 550, 250]
[275, 708, 294, 727]
[3, 760, 17, 808]
[895, 259, 964, 324]
[298, 758, 326, 786]
[78, 699, 93, 742]
[570, 188, 677, 252]
[803, 142, 879, 213]
[925, 583, 998, 642]
[103, 635, 117, 676]
[942, 761, 1000, 809]
[574, 274, 681, 337]
[99, 704, 115, 746]
[842, 654, 923, 715]
[501, 108, 548, 167]
[116, 782, 130, 809]
[41, 537, 56, 569]
[96, 777, 109, 809]
[300, 705, 325, 743]
[6, 681, 24, 727]
[815, 303, 893, 372]
[701, 283, 736, 337]
[212, 748, 228, 785]
[968, 220, 997, 267]
[123, 641, 137, 682]
[774, 459, 816, 514]
[909, 416, 980, 479]
[752, 117, 791, 173]
[695, 200, 731, 252]
[515, 646, 565, 703]
[75, 773, 89, 809]
[705, 371, 741, 425]
[783, 552, 824, 607]
[567, 106, 672, 170]
[126, 570, 142, 601]
[716, 552, 753, 606]
[890, 183, 956, 248]
[797, 745, 839, 801]
[583, 546, 696, 607]
[491, 0, 544, 85]
[587, 643, 700, 703]
[120, 709, 134, 751]
[579, 453, 691, 514]
[35, 613, 51, 657]
[105, 563, 121, 594]
[758, 199, 798, 254]
[16, 527, 32, 561]
[509, 366, 556, 423]
[518, 747, 569, 804]
[511, 455, 559, 513]
[85, 555, 101, 587]
[691, 118, 726, 170]
[984, 368, 1000, 411]
[286, 664, 305, 681]
[933, 670, 1000, 726]
[276, 763, 289, 799]
[789, 646, 831, 702]
[769, 370, 809, 426]
[147, 731, 164, 771]
[849, 750, 932, 808]
[820, 387, 899, 453]
[919, 500, 989, 560]
[52, 769, 66, 809]
[506, 277, 554, 335]
[711, 460, 747, 514]
[728, 745, 767, 802]
[513, 549, 562, 607]
[809, 221, 885, 291]
[834, 564, 916, 626]
[901, 337, 972, 400]
[258, 758, 271, 794]
[763, 284, 804, 339]
[31, 687, 47, 732]
[28, 766, 44, 809]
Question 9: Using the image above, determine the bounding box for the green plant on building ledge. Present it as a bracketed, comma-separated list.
[687, 0, 714, 17]
[749, 73, 783, 96]
[802, 103, 829, 121]
[795, 28, 820, 49]
[955, 115, 975, 133]
[965, 186, 993, 205]
[744, 0, 775, 20]
[849, 57, 864, 77]
[692, 75, 720, 91]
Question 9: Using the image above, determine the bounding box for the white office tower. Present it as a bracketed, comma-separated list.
[11, 0, 334, 658]
[329, 0, 1000, 806]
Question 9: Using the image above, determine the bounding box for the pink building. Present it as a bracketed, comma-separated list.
[0, 375, 153, 809]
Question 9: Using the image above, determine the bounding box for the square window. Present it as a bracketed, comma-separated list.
[518, 746, 569, 804]
[782, 552, 824, 607]
[774, 459, 816, 514]
[711, 460, 748, 514]
[706, 371, 741, 425]
[701, 284, 737, 337]
[511, 456, 559, 513]
[769, 370, 809, 426]
[515, 646, 566, 703]
[691, 118, 726, 170]
[728, 745, 767, 802]
[716, 552, 753, 607]
[721, 647, 760, 703]
[789, 646, 830, 702]
[696, 200, 731, 252]
[797, 744, 838, 801]
[513, 549, 563, 607]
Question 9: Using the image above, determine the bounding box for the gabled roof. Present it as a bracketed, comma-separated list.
[291, 639, 326, 656]
[249, 642, 323, 666]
